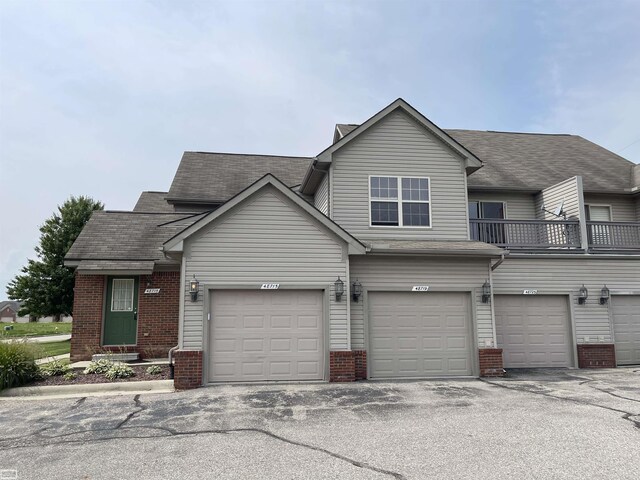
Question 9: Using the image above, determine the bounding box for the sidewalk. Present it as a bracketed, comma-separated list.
[35, 353, 70, 365]
[0, 334, 71, 343]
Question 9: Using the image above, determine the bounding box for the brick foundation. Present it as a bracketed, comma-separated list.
[173, 350, 203, 389]
[70, 271, 180, 361]
[577, 344, 616, 368]
[479, 348, 505, 377]
[354, 350, 367, 380]
[329, 351, 356, 382]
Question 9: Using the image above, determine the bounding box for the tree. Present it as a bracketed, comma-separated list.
[7, 196, 103, 321]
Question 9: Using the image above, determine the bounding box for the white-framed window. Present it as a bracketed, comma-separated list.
[111, 279, 135, 312]
[369, 176, 431, 227]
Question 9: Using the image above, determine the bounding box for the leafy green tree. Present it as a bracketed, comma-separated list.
[7, 196, 103, 321]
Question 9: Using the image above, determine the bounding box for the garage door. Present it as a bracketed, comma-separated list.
[209, 290, 324, 382]
[369, 292, 473, 378]
[495, 295, 573, 368]
[612, 296, 640, 365]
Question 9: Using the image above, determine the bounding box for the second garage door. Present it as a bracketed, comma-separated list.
[209, 290, 324, 382]
[495, 295, 573, 368]
[612, 295, 640, 366]
[369, 292, 473, 378]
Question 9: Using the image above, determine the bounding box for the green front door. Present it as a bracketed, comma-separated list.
[103, 277, 138, 345]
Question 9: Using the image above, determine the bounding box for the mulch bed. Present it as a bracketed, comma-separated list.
[29, 365, 171, 387]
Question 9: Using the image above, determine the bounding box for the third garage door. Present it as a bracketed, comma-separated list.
[495, 295, 573, 368]
[369, 292, 473, 378]
[612, 295, 640, 366]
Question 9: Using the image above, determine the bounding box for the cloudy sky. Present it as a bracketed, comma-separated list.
[1, 0, 639, 296]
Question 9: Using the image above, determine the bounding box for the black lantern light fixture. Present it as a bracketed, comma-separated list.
[334, 276, 344, 301]
[352, 279, 363, 302]
[190, 275, 200, 302]
[578, 284, 588, 305]
[481, 280, 491, 304]
[600, 285, 610, 305]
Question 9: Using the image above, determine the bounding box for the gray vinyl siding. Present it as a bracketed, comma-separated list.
[492, 257, 640, 343]
[349, 256, 493, 350]
[584, 194, 638, 222]
[468, 191, 537, 219]
[314, 172, 329, 216]
[535, 177, 582, 220]
[182, 186, 348, 351]
[332, 109, 469, 240]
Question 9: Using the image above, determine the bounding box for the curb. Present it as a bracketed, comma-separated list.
[0, 380, 174, 400]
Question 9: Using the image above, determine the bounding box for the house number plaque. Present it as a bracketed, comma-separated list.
[523, 289, 538, 295]
[261, 283, 280, 290]
[144, 288, 161, 294]
[412, 286, 430, 292]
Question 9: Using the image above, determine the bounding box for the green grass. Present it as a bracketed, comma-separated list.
[0, 322, 72, 337]
[35, 340, 71, 359]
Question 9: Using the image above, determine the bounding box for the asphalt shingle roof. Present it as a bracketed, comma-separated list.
[0, 301, 21, 313]
[133, 191, 175, 213]
[65, 212, 205, 269]
[336, 124, 636, 193]
[166, 152, 313, 203]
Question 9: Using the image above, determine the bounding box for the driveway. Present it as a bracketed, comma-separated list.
[1, 368, 639, 479]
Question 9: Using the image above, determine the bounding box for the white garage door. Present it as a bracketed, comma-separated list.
[612, 296, 640, 366]
[209, 290, 324, 382]
[369, 292, 473, 378]
[495, 295, 573, 368]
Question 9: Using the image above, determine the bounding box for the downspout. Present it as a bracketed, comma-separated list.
[168, 345, 179, 379]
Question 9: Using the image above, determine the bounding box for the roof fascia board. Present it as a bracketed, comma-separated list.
[164, 174, 366, 254]
[315, 98, 483, 168]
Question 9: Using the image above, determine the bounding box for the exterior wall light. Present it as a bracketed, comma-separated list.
[352, 280, 363, 302]
[334, 277, 344, 301]
[578, 284, 588, 305]
[189, 275, 200, 302]
[600, 285, 610, 305]
[481, 280, 491, 304]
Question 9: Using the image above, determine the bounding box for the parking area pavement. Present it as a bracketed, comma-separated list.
[1, 368, 639, 479]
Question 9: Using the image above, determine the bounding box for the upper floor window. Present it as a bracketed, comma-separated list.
[370, 176, 430, 227]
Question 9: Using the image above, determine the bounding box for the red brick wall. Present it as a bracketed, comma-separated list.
[329, 351, 356, 382]
[0, 307, 16, 321]
[70, 271, 180, 361]
[577, 344, 616, 368]
[174, 350, 203, 389]
[70, 275, 105, 361]
[354, 350, 367, 380]
[137, 271, 180, 358]
[479, 348, 504, 377]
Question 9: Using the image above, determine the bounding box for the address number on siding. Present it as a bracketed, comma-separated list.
[261, 283, 280, 290]
[412, 286, 430, 292]
[523, 289, 538, 295]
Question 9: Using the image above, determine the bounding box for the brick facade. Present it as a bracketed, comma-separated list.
[479, 348, 505, 377]
[577, 344, 616, 368]
[70, 271, 180, 361]
[0, 306, 17, 322]
[329, 351, 356, 382]
[353, 350, 367, 380]
[173, 350, 203, 389]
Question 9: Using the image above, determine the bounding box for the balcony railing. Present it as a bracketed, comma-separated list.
[470, 219, 582, 250]
[587, 221, 640, 250]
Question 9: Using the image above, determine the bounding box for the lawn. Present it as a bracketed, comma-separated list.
[0, 322, 72, 337]
[36, 340, 71, 359]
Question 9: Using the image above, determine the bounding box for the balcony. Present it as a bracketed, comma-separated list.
[470, 219, 640, 252]
[470, 219, 581, 251]
[587, 221, 640, 251]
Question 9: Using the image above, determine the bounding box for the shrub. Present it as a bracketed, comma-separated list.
[146, 365, 162, 375]
[39, 359, 71, 377]
[84, 359, 113, 375]
[104, 363, 135, 380]
[0, 341, 39, 390]
[63, 372, 77, 381]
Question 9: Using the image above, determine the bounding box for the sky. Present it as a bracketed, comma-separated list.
[1, 0, 639, 296]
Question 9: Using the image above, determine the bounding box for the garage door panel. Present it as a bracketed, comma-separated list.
[495, 295, 572, 368]
[612, 296, 640, 365]
[369, 292, 473, 378]
[209, 290, 324, 382]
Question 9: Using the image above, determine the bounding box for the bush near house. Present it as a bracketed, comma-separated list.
[0, 341, 39, 390]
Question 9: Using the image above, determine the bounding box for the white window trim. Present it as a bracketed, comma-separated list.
[586, 204, 613, 222]
[111, 278, 135, 312]
[368, 175, 432, 228]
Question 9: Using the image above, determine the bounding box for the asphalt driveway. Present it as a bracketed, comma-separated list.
[1, 368, 639, 479]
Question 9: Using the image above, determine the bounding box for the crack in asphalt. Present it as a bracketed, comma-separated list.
[2, 396, 407, 480]
[479, 378, 640, 430]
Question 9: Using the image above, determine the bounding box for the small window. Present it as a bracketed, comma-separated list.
[370, 176, 430, 227]
[111, 279, 134, 312]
